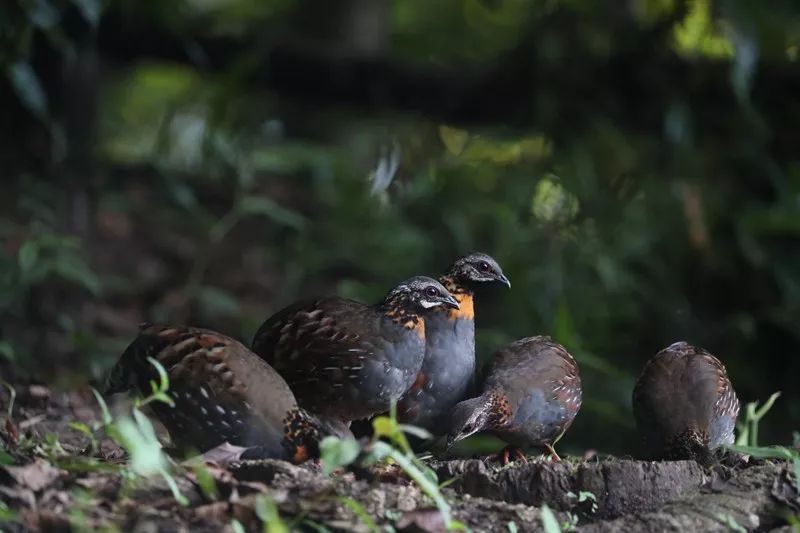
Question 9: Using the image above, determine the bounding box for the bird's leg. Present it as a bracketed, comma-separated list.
[545, 443, 561, 462]
[486, 446, 528, 465]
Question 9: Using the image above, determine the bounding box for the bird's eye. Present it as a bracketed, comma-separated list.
[479, 262, 491, 272]
[425, 286, 438, 298]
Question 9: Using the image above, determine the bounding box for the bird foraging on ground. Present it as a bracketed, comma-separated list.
[397, 252, 510, 436]
[632, 341, 740, 461]
[106, 324, 345, 463]
[251, 276, 459, 431]
[446, 336, 582, 464]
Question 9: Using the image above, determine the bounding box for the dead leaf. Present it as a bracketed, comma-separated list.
[194, 501, 231, 522]
[18, 414, 46, 430]
[27, 385, 50, 400]
[4, 418, 19, 444]
[2, 459, 61, 491]
[396, 508, 448, 533]
[189, 442, 248, 466]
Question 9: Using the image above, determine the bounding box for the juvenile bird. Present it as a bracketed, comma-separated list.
[106, 324, 344, 463]
[447, 336, 582, 463]
[632, 341, 740, 461]
[251, 276, 459, 430]
[397, 252, 510, 434]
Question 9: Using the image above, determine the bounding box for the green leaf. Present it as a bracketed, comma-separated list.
[17, 240, 39, 274]
[754, 392, 781, 420]
[254, 494, 289, 533]
[115, 411, 166, 476]
[397, 424, 434, 441]
[540, 504, 562, 533]
[337, 497, 379, 533]
[319, 436, 360, 476]
[91, 388, 113, 426]
[507, 521, 519, 533]
[230, 520, 247, 533]
[716, 513, 747, 533]
[372, 442, 453, 529]
[53, 258, 102, 295]
[190, 461, 219, 501]
[726, 444, 796, 460]
[237, 196, 306, 230]
[0, 447, 15, 466]
[8, 62, 49, 121]
[372, 416, 395, 440]
[0, 342, 15, 362]
[439, 125, 470, 156]
[793, 458, 800, 492]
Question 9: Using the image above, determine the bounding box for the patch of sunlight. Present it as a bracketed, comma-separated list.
[439, 125, 553, 165]
[673, 0, 734, 58]
[101, 63, 204, 165]
[531, 175, 579, 223]
[632, 0, 676, 26]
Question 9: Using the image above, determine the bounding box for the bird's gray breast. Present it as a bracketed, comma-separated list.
[412, 315, 476, 426]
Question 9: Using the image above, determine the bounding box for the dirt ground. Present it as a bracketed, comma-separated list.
[1, 382, 799, 532]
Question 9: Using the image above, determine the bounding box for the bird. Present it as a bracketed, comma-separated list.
[105, 324, 347, 463]
[446, 336, 582, 464]
[396, 252, 510, 435]
[251, 276, 459, 430]
[632, 341, 740, 461]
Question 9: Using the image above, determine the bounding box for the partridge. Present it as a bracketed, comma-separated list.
[251, 276, 459, 428]
[105, 324, 344, 462]
[447, 336, 582, 463]
[397, 252, 510, 433]
[632, 341, 740, 461]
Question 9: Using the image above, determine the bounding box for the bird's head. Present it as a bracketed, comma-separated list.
[447, 252, 510, 288]
[384, 276, 460, 313]
[446, 395, 495, 449]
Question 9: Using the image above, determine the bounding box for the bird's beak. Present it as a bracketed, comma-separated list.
[443, 293, 460, 310]
[496, 273, 511, 288]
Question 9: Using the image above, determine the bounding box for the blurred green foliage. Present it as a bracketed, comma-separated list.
[2, 0, 800, 454]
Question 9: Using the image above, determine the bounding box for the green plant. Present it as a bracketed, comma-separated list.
[319, 402, 466, 531]
[337, 497, 380, 533]
[254, 493, 289, 533]
[88, 359, 188, 505]
[0, 500, 20, 524]
[716, 513, 747, 533]
[540, 504, 562, 533]
[736, 392, 781, 447]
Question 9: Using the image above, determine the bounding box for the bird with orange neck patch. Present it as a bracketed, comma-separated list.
[397, 253, 510, 435]
[251, 276, 458, 432]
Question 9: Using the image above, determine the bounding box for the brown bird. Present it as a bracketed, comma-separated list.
[397, 252, 510, 434]
[251, 276, 459, 430]
[447, 336, 582, 463]
[632, 341, 740, 461]
[106, 324, 345, 463]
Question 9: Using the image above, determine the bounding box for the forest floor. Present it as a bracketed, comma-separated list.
[1, 382, 799, 532]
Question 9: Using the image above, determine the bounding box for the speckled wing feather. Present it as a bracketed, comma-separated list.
[633, 342, 740, 458]
[485, 336, 582, 445]
[109, 325, 302, 459]
[251, 298, 408, 418]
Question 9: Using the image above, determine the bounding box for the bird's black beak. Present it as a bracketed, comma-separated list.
[443, 293, 460, 310]
[496, 273, 511, 288]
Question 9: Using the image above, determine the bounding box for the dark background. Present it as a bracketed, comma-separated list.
[2, 0, 799, 455]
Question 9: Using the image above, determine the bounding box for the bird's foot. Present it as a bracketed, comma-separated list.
[486, 446, 528, 465]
